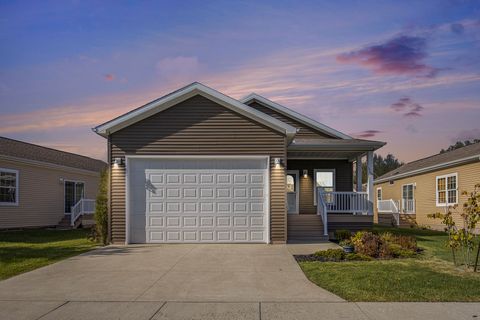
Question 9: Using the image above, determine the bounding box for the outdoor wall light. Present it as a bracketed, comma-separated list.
[303, 170, 308, 177]
[113, 157, 124, 166]
[273, 158, 282, 168]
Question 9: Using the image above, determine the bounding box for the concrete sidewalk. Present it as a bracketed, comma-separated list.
[0, 301, 478, 320]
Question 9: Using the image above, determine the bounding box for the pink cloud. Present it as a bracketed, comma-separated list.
[104, 74, 115, 81]
[390, 96, 424, 117]
[336, 35, 438, 77]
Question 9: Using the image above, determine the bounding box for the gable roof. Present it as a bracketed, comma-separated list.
[375, 142, 480, 183]
[240, 93, 352, 140]
[93, 82, 297, 142]
[0, 136, 106, 172]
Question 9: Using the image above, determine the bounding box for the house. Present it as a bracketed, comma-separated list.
[0, 137, 106, 229]
[374, 143, 480, 229]
[93, 82, 385, 244]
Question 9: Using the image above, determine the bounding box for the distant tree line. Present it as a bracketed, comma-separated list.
[440, 139, 480, 154]
[359, 153, 404, 183]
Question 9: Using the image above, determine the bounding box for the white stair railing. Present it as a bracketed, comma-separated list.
[377, 199, 400, 225]
[316, 189, 329, 236]
[70, 199, 96, 227]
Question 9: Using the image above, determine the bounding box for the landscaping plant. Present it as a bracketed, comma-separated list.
[428, 183, 480, 270]
[94, 168, 109, 245]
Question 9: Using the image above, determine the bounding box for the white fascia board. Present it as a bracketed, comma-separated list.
[93, 83, 296, 141]
[241, 93, 352, 140]
[374, 154, 480, 184]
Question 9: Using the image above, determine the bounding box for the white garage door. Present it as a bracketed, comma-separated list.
[127, 157, 269, 243]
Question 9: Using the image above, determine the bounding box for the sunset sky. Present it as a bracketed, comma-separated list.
[1, 0, 479, 162]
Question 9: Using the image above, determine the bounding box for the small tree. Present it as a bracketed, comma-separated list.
[429, 184, 480, 270]
[94, 169, 109, 245]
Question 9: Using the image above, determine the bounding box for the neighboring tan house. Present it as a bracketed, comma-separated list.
[374, 143, 480, 230]
[94, 82, 385, 244]
[0, 137, 106, 229]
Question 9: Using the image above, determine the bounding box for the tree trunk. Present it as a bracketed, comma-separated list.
[474, 242, 480, 272]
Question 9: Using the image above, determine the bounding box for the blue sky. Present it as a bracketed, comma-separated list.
[1, 0, 479, 161]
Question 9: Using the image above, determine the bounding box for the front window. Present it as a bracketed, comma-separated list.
[436, 173, 457, 206]
[314, 169, 335, 204]
[0, 168, 18, 205]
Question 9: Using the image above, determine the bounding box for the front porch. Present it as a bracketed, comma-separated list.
[286, 138, 385, 241]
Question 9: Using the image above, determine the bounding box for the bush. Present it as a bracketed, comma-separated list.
[335, 229, 351, 241]
[352, 231, 381, 257]
[314, 249, 345, 261]
[94, 169, 109, 245]
[394, 235, 417, 251]
[339, 239, 353, 247]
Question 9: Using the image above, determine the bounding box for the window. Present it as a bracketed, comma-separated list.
[402, 184, 415, 213]
[376, 187, 382, 201]
[314, 169, 335, 205]
[64, 181, 85, 213]
[0, 168, 18, 205]
[436, 173, 457, 206]
[286, 175, 295, 193]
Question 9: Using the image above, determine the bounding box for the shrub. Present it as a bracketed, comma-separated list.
[352, 231, 381, 257]
[94, 169, 109, 245]
[314, 249, 345, 261]
[339, 239, 353, 247]
[335, 229, 351, 241]
[394, 235, 417, 251]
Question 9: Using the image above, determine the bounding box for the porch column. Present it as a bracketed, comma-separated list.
[366, 151, 374, 215]
[356, 156, 362, 192]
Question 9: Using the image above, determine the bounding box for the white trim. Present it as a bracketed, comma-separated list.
[63, 179, 86, 214]
[401, 183, 415, 214]
[124, 155, 271, 244]
[241, 93, 352, 140]
[313, 169, 336, 205]
[376, 187, 382, 201]
[0, 168, 19, 206]
[0, 155, 101, 176]
[94, 83, 297, 142]
[286, 170, 300, 214]
[435, 172, 458, 207]
[375, 154, 480, 184]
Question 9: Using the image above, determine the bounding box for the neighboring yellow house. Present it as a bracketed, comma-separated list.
[374, 143, 480, 230]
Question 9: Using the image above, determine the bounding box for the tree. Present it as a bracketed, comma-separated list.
[440, 139, 480, 154]
[360, 153, 403, 183]
[94, 169, 109, 245]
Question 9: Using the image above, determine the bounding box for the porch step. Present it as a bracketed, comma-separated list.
[287, 214, 329, 242]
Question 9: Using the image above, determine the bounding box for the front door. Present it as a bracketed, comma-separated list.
[286, 170, 299, 214]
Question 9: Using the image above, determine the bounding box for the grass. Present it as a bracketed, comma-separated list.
[0, 228, 98, 280]
[299, 225, 480, 301]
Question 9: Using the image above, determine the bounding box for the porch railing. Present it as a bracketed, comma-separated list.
[71, 198, 96, 227]
[316, 191, 328, 236]
[377, 199, 400, 225]
[402, 199, 415, 213]
[318, 190, 370, 214]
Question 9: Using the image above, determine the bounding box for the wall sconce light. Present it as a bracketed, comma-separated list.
[113, 157, 124, 166]
[273, 158, 282, 168]
[303, 170, 308, 177]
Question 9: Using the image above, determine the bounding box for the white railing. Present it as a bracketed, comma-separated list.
[316, 191, 329, 236]
[402, 199, 415, 213]
[70, 199, 95, 227]
[377, 199, 400, 225]
[318, 190, 371, 214]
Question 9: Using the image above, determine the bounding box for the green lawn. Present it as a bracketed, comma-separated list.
[0, 229, 98, 280]
[299, 225, 480, 302]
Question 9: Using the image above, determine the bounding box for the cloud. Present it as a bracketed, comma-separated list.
[450, 23, 465, 35]
[336, 35, 438, 77]
[351, 130, 382, 138]
[104, 74, 114, 81]
[390, 97, 424, 117]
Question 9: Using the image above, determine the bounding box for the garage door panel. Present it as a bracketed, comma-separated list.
[130, 162, 268, 243]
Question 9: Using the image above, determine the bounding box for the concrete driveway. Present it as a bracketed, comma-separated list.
[0, 244, 341, 303]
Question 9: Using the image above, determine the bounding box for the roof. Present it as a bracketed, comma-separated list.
[289, 138, 386, 151]
[375, 142, 480, 183]
[93, 82, 297, 142]
[0, 136, 106, 172]
[240, 93, 352, 140]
